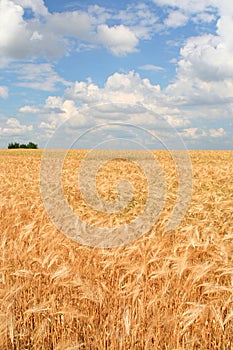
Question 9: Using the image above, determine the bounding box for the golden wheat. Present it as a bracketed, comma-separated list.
[0, 149, 232, 349]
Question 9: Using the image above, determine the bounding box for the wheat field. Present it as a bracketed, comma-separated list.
[0, 149, 233, 349]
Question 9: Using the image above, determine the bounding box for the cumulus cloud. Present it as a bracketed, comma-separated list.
[0, 0, 29, 59]
[0, 0, 227, 64]
[19, 105, 39, 113]
[0, 86, 8, 99]
[39, 96, 92, 131]
[46, 10, 92, 39]
[14, 0, 48, 16]
[181, 127, 227, 140]
[96, 24, 138, 56]
[181, 127, 207, 139]
[0, 0, 232, 149]
[0, 0, 65, 60]
[65, 71, 164, 109]
[165, 26, 233, 107]
[39, 71, 185, 135]
[209, 127, 227, 137]
[0, 117, 33, 135]
[164, 10, 189, 28]
[166, 115, 190, 128]
[0, 0, 155, 62]
[217, 15, 233, 53]
[13, 69, 230, 148]
[0, 0, 230, 65]
[178, 34, 233, 82]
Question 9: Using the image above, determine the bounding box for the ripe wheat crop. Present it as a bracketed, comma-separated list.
[0, 149, 232, 349]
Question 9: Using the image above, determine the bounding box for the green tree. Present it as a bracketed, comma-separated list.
[8, 142, 20, 149]
[8, 141, 38, 149]
[26, 142, 38, 149]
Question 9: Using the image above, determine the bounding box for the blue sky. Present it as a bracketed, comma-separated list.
[0, 0, 232, 149]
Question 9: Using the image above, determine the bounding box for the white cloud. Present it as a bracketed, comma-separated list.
[217, 15, 233, 53]
[0, 0, 224, 65]
[0, 86, 8, 99]
[181, 127, 227, 140]
[179, 34, 233, 82]
[0, 0, 230, 64]
[39, 121, 57, 130]
[40, 71, 185, 134]
[12, 69, 231, 149]
[65, 71, 164, 109]
[46, 10, 92, 39]
[14, 0, 48, 16]
[44, 96, 63, 111]
[217, 0, 233, 16]
[193, 12, 216, 23]
[181, 127, 207, 139]
[14, 63, 70, 91]
[166, 115, 190, 128]
[165, 27, 233, 108]
[0, 0, 65, 60]
[96, 24, 138, 56]
[30, 31, 43, 41]
[0, 117, 33, 135]
[63, 72, 232, 142]
[87, 4, 111, 23]
[0, 1, 232, 149]
[19, 105, 39, 113]
[65, 80, 101, 104]
[0, 0, 29, 59]
[39, 96, 92, 131]
[209, 127, 227, 137]
[76, 43, 98, 52]
[0, 0, 158, 62]
[154, 0, 220, 29]
[154, 0, 218, 16]
[164, 10, 189, 28]
[116, 3, 159, 40]
[138, 64, 164, 71]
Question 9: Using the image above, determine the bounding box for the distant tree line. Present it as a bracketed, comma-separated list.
[8, 141, 38, 149]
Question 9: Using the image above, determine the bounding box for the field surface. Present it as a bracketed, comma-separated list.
[0, 149, 233, 349]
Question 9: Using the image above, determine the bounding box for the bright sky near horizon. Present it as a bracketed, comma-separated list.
[0, 0, 232, 149]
